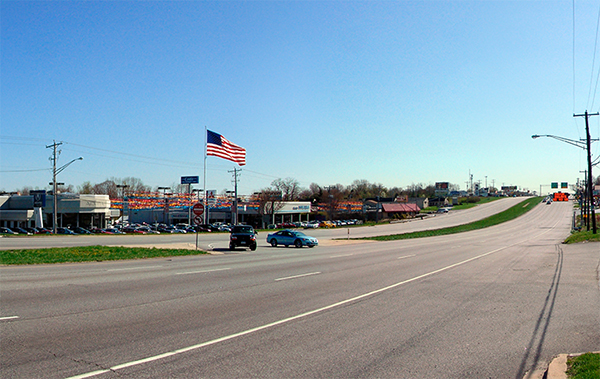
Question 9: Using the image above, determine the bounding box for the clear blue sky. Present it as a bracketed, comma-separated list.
[2, 0, 600, 196]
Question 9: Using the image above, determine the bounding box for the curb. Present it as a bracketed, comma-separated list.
[546, 354, 568, 379]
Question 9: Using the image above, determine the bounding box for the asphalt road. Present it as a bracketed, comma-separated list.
[1, 199, 599, 379]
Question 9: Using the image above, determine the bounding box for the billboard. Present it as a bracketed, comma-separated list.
[181, 176, 199, 184]
[435, 182, 449, 196]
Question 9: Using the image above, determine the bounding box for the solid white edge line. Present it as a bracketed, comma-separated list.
[0, 316, 19, 321]
[65, 225, 560, 379]
[275, 272, 321, 281]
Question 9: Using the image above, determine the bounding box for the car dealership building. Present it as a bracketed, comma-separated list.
[0, 194, 114, 229]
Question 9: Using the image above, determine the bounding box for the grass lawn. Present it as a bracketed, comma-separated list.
[0, 245, 207, 265]
[567, 352, 600, 379]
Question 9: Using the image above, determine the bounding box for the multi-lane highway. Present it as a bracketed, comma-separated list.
[1, 198, 599, 378]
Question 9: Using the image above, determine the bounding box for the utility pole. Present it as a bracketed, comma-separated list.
[228, 167, 241, 225]
[46, 140, 62, 234]
[573, 111, 597, 234]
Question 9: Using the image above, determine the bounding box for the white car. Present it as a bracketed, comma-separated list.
[304, 221, 320, 229]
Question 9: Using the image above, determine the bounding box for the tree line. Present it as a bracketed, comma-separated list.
[14, 175, 599, 201]
[11, 177, 462, 201]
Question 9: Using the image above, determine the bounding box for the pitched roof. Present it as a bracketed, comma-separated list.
[381, 203, 420, 212]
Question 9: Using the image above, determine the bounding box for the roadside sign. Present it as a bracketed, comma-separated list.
[181, 176, 199, 184]
[192, 203, 204, 216]
[31, 190, 46, 207]
[193, 216, 203, 225]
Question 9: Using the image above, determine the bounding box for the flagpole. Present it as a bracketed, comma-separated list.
[203, 126, 208, 225]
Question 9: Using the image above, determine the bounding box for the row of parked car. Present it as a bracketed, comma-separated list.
[267, 220, 362, 230]
[1, 226, 54, 235]
[303, 219, 362, 229]
[0, 222, 228, 236]
[0, 226, 125, 235]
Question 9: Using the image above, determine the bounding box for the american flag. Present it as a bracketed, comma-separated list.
[206, 130, 246, 166]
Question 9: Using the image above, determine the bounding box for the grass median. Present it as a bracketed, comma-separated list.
[352, 197, 542, 241]
[0, 245, 207, 265]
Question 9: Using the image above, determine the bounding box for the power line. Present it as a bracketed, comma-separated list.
[586, 2, 600, 110]
[0, 168, 51, 173]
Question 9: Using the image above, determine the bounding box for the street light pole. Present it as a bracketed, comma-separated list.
[46, 140, 83, 234]
[533, 112, 598, 233]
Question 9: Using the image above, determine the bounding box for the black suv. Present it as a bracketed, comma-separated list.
[229, 225, 257, 251]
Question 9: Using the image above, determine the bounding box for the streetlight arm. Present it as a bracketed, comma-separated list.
[532, 134, 589, 150]
[56, 157, 83, 175]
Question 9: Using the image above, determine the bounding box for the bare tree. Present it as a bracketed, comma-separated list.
[78, 182, 95, 194]
[119, 177, 151, 193]
[271, 178, 302, 201]
[323, 184, 345, 220]
[348, 179, 387, 199]
[16, 186, 33, 195]
[92, 180, 119, 198]
[255, 189, 284, 228]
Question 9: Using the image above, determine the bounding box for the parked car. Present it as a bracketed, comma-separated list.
[90, 227, 109, 234]
[267, 229, 318, 248]
[123, 226, 148, 234]
[321, 220, 336, 228]
[0, 227, 18, 235]
[304, 221, 320, 229]
[56, 227, 76, 235]
[72, 227, 92, 235]
[196, 224, 218, 232]
[229, 225, 257, 251]
[276, 222, 296, 229]
[137, 226, 159, 234]
[218, 224, 232, 232]
[13, 227, 33, 235]
[104, 228, 125, 234]
[158, 226, 175, 233]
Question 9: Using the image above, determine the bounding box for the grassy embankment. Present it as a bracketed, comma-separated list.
[564, 229, 600, 244]
[355, 197, 542, 241]
[0, 245, 207, 265]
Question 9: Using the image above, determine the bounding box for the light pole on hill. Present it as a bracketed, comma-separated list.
[533, 111, 598, 233]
